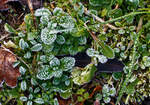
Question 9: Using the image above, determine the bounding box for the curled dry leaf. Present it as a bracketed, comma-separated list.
[0, 48, 20, 88]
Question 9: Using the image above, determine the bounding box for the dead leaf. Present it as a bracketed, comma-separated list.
[0, 48, 20, 88]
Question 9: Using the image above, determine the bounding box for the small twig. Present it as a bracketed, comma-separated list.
[0, 34, 9, 41]
[84, 8, 121, 30]
[101, 11, 150, 24]
[136, 16, 144, 32]
[27, 0, 37, 28]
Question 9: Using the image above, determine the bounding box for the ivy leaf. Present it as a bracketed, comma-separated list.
[31, 43, 42, 52]
[99, 41, 114, 59]
[4, 23, 17, 34]
[34, 98, 44, 104]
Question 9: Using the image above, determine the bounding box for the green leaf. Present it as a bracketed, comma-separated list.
[98, 41, 114, 59]
[34, 8, 51, 17]
[61, 57, 75, 71]
[4, 23, 17, 34]
[27, 101, 33, 105]
[19, 39, 29, 50]
[117, 0, 123, 5]
[37, 65, 53, 80]
[41, 28, 57, 45]
[21, 80, 27, 91]
[112, 72, 123, 81]
[83, 92, 89, 99]
[31, 43, 42, 52]
[20, 96, 28, 102]
[34, 98, 44, 104]
[19, 66, 26, 75]
[60, 90, 72, 99]
[54, 98, 59, 105]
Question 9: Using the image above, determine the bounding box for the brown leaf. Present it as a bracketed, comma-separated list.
[0, 48, 20, 88]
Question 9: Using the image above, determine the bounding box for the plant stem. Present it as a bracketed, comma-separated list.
[101, 11, 150, 24]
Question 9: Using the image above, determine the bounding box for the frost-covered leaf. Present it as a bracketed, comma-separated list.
[4, 23, 17, 34]
[49, 57, 60, 67]
[27, 101, 33, 105]
[19, 66, 26, 75]
[61, 57, 75, 71]
[40, 15, 49, 25]
[41, 28, 57, 45]
[54, 98, 59, 105]
[19, 39, 29, 50]
[21, 80, 27, 91]
[34, 87, 40, 93]
[72, 66, 96, 85]
[37, 65, 53, 80]
[78, 36, 87, 45]
[103, 97, 111, 103]
[47, 22, 57, 29]
[89, 0, 111, 6]
[102, 84, 109, 94]
[56, 35, 65, 44]
[86, 48, 99, 57]
[34, 98, 44, 104]
[31, 43, 42, 52]
[53, 7, 64, 16]
[20, 96, 27, 102]
[58, 15, 75, 29]
[53, 70, 63, 78]
[95, 55, 107, 63]
[60, 90, 72, 99]
[42, 44, 54, 53]
[4, 40, 17, 48]
[35, 8, 51, 17]
[18, 32, 25, 37]
[53, 77, 60, 85]
[31, 78, 38, 86]
[24, 52, 31, 59]
[65, 80, 70, 86]
[109, 87, 116, 96]
[28, 94, 33, 100]
[118, 29, 125, 34]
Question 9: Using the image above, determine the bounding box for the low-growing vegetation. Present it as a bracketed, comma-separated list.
[0, 0, 150, 105]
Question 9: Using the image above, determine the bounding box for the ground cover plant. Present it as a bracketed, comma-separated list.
[0, 0, 150, 105]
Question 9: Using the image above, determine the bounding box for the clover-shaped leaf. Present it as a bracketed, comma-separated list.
[0, 48, 21, 88]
